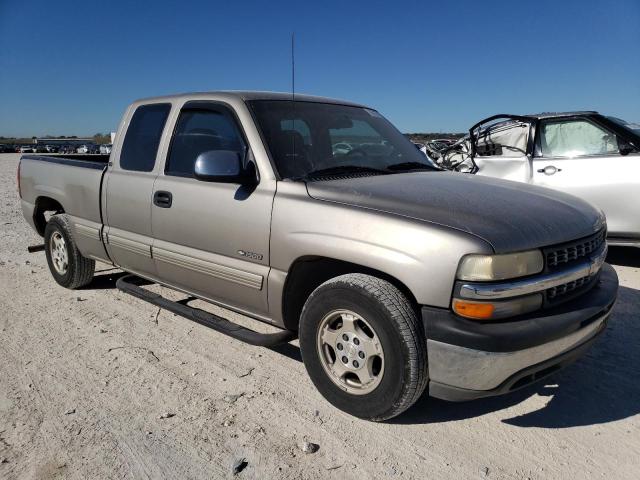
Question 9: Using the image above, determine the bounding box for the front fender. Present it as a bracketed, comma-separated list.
[270, 183, 492, 308]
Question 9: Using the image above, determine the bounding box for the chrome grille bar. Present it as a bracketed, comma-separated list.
[458, 245, 607, 300]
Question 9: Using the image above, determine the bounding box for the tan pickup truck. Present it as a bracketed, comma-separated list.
[18, 91, 618, 420]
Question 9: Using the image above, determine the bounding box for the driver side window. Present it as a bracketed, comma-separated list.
[476, 123, 528, 158]
[166, 108, 246, 177]
[539, 119, 618, 158]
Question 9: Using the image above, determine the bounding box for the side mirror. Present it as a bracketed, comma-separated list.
[619, 140, 636, 156]
[194, 150, 255, 184]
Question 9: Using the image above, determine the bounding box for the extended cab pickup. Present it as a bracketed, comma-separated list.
[18, 92, 618, 421]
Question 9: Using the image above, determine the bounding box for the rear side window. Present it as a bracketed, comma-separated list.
[166, 108, 246, 177]
[120, 103, 171, 171]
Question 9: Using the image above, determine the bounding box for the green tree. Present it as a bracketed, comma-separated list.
[93, 133, 111, 144]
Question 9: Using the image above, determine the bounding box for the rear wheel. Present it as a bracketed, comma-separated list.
[299, 273, 428, 421]
[44, 215, 95, 289]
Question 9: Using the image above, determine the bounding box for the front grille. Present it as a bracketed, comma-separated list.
[546, 229, 606, 269]
[546, 275, 592, 301]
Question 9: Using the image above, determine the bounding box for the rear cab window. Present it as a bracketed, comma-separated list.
[120, 103, 171, 171]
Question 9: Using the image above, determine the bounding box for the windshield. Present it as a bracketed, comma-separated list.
[249, 100, 436, 179]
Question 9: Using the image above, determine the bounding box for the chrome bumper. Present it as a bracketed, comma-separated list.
[427, 311, 608, 392]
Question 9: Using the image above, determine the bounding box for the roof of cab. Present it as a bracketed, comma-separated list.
[132, 90, 367, 108]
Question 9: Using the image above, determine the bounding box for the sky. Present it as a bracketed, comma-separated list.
[1, 0, 639, 137]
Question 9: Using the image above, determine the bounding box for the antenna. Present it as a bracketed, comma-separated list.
[290, 32, 296, 167]
[291, 32, 295, 101]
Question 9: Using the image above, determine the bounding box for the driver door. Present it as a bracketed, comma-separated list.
[473, 122, 531, 182]
[151, 101, 276, 317]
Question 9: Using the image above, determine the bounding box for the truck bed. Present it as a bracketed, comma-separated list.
[21, 153, 110, 169]
[19, 154, 108, 246]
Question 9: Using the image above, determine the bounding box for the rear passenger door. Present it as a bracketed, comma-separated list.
[151, 101, 275, 317]
[104, 102, 171, 278]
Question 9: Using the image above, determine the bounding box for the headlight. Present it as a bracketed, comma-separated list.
[457, 250, 544, 281]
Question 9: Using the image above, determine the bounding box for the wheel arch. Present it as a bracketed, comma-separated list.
[281, 255, 419, 331]
[33, 196, 65, 236]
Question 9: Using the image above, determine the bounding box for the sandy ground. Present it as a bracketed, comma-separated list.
[0, 152, 639, 480]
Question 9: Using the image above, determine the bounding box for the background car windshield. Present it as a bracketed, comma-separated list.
[249, 100, 434, 179]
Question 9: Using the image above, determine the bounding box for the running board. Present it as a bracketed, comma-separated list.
[115, 274, 297, 347]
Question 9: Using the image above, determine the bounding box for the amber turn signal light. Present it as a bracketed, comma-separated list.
[452, 299, 495, 320]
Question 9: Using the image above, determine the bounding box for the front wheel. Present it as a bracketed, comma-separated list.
[44, 215, 95, 289]
[299, 274, 428, 421]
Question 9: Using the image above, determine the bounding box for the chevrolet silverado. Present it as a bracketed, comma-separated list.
[18, 92, 618, 420]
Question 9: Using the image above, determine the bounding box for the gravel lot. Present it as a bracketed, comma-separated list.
[1, 152, 639, 479]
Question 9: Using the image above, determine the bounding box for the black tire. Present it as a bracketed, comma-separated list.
[299, 273, 428, 421]
[44, 214, 95, 289]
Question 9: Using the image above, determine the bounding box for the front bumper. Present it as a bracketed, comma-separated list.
[423, 263, 618, 401]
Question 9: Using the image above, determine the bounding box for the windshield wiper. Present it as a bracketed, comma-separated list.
[386, 161, 436, 172]
[304, 165, 389, 178]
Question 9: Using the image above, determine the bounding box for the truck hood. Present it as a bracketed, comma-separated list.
[305, 171, 604, 253]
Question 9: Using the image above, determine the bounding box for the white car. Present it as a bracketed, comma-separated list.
[76, 145, 89, 154]
[99, 144, 112, 154]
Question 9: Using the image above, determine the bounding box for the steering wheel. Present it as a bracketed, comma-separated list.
[344, 147, 368, 163]
[313, 147, 369, 171]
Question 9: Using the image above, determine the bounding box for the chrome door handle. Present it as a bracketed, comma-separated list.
[537, 165, 562, 175]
